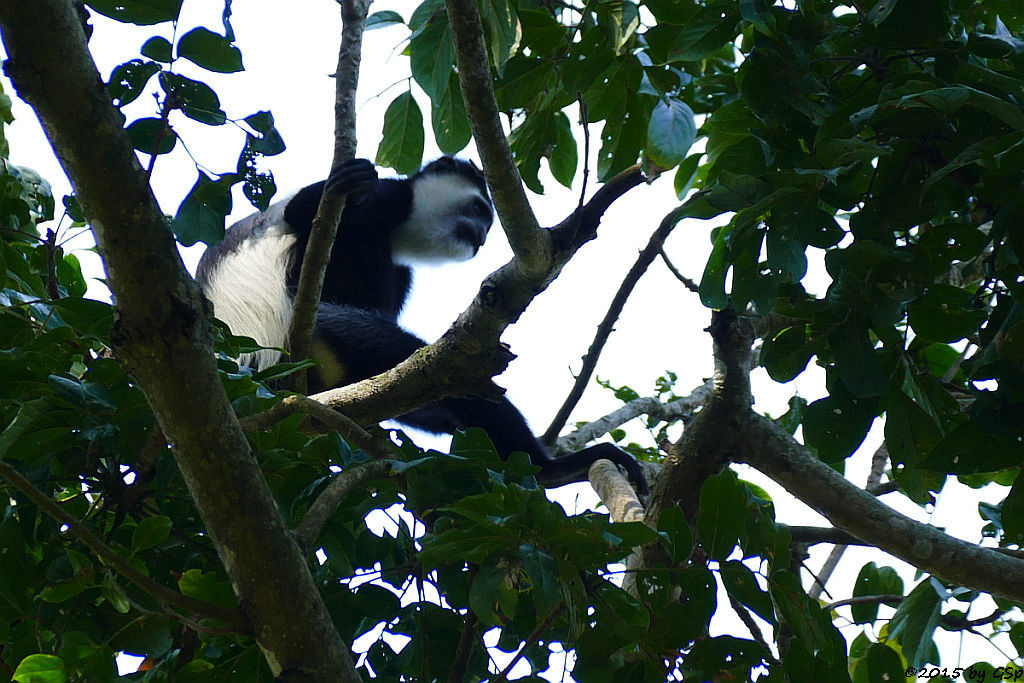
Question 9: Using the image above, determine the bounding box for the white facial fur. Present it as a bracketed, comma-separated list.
[202, 220, 295, 370]
[391, 173, 491, 266]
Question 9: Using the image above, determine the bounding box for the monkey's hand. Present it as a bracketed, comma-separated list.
[326, 158, 378, 203]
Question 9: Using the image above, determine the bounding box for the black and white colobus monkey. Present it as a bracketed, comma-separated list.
[196, 158, 647, 493]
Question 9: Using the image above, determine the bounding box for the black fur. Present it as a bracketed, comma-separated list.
[198, 158, 647, 494]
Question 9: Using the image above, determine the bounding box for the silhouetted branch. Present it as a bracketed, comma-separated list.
[542, 205, 686, 444]
[286, 0, 370, 393]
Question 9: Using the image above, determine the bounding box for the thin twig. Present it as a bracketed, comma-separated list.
[493, 601, 564, 682]
[447, 610, 479, 683]
[295, 460, 393, 549]
[658, 247, 699, 293]
[0, 459, 246, 629]
[576, 93, 590, 213]
[542, 205, 685, 444]
[726, 594, 780, 667]
[286, 0, 369, 393]
[240, 394, 398, 460]
[823, 594, 903, 611]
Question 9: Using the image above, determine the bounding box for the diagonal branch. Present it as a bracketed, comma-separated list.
[295, 460, 393, 549]
[286, 0, 370, 393]
[311, 166, 645, 423]
[444, 0, 548, 277]
[743, 413, 1024, 601]
[542, 205, 686, 445]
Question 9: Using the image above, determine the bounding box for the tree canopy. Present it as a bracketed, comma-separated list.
[2, 0, 1024, 681]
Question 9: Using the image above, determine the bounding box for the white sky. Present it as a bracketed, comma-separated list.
[1, 0, 1014, 677]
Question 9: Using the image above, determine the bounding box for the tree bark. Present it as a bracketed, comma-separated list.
[0, 3, 358, 679]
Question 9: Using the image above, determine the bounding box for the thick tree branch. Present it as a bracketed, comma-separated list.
[0, 3, 358, 679]
[444, 0, 547, 277]
[0, 460, 244, 628]
[542, 205, 686, 445]
[809, 443, 889, 600]
[311, 166, 645, 425]
[286, 0, 369, 393]
[785, 526, 864, 546]
[742, 412, 1024, 601]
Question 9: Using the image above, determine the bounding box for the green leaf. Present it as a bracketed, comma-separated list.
[1002, 473, 1024, 544]
[646, 98, 696, 169]
[656, 505, 693, 562]
[85, 0, 182, 25]
[548, 112, 578, 188]
[479, 0, 521, 70]
[519, 9, 566, 55]
[126, 117, 176, 155]
[365, 10, 405, 31]
[431, 75, 471, 156]
[131, 515, 173, 552]
[887, 581, 941, 669]
[12, 654, 67, 683]
[377, 92, 424, 175]
[0, 399, 49, 460]
[866, 0, 899, 26]
[698, 226, 730, 309]
[762, 325, 818, 383]
[410, 12, 454, 101]
[178, 569, 237, 608]
[850, 562, 903, 624]
[159, 73, 226, 125]
[140, 36, 172, 62]
[48, 375, 117, 411]
[107, 60, 161, 106]
[519, 543, 562, 613]
[673, 153, 701, 199]
[830, 323, 888, 398]
[177, 27, 244, 73]
[173, 172, 235, 246]
[921, 420, 1024, 474]
[243, 110, 286, 156]
[697, 470, 746, 561]
[720, 560, 776, 625]
[802, 396, 875, 462]
[908, 285, 987, 343]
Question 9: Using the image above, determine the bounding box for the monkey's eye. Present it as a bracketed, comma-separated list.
[471, 199, 491, 218]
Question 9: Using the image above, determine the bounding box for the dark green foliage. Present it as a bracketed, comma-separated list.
[8, 0, 1024, 679]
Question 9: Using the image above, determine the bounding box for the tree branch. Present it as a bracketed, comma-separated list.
[0, 4, 359, 678]
[0, 460, 244, 628]
[444, 0, 548, 277]
[658, 247, 699, 293]
[241, 394, 399, 459]
[295, 460, 393, 549]
[809, 442, 889, 600]
[311, 166, 645, 426]
[286, 0, 370, 393]
[542, 205, 686, 445]
[554, 380, 712, 456]
[823, 594, 903, 611]
[742, 412, 1024, 601]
